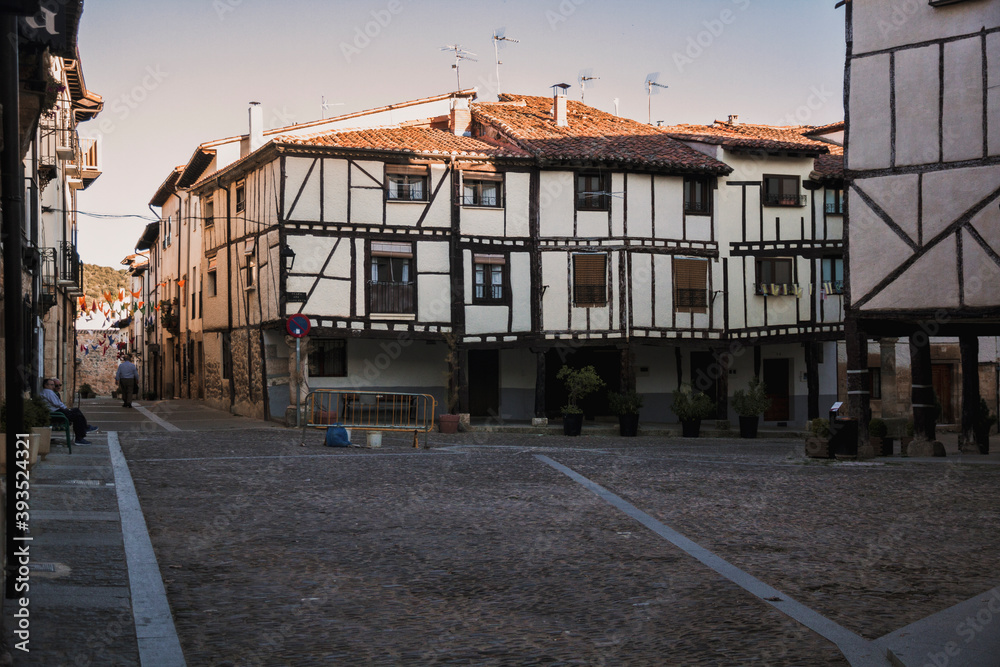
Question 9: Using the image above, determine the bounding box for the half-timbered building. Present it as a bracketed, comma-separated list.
[843, 0, 1000, 455]
[147, 89, 851, 426]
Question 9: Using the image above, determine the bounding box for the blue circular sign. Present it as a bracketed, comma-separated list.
[286, 314, 311, 338]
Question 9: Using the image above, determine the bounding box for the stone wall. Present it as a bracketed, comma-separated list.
[74, 329, 126, 397]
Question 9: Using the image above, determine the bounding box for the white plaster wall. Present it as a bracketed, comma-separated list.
[943, 36, 984, 163]
[422, 165, 453, 228]
[744, 257, 765, 328]
[461, 208, 505, 236]
[283, 158, 312, 219]
[686, 215, 712, 241]
[465, 306, 508, 334]
[634, 344, 679, 394]
[418, 274, 452, 322]
[852, 2, 1000, 54]
[416, 241, 449, 273]
[654, 175, 684, 239]
[506, 172, 531, 237]
[541, 252, 568, 331]
[539, 172, 574, 237]
[385, 202, 424, 227]
[627, 174, 652, 237]
[351, 188, 383, 225]
[351, 160, 383, 186]
[354, 238, 365, 315]
[611, 173, 625, 236]
[989, 33, 1000, 157]
[330, 339, 446, 390]
[895, 45, 941, 167]
[577, 211, 608, 238]
[848, 54, 892, 171]
[323, 158, 349, 222]
[301, 277, 351, 317]
[631, 253, 653, 327]
[652, 254, 672, 328]
[510, 252, 531, 331]
[287, 157, 321, 220]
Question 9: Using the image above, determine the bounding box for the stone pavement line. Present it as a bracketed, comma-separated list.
[534, 455, 890, 667]
[108, 432, 187, 667]
[132, 405, 182, 432]
[874, 586, 1000, 667]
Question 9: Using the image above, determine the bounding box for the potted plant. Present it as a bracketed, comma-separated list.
[900, 419, 914, 456]
[868, 418, 888, 456]
[973, 397, 996, 454]
[671, 385, 715, 438]
[1, 398, 50, 471]
[805, 418, 832, 458]
[557, 365, 605, 436]
[608, 390, 644, 437]
[26, 396, 53, 461]
[732, 378, 771, 439]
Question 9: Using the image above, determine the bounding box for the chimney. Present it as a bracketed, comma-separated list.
[551, 84, 570, 127]
[728, 114, 739, 125]
[450, 97, 472, 136]
[249, 102, 264, 152]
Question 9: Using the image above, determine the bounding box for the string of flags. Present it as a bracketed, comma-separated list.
[78, 330, 129, 357]
[76, 289, 146, 322]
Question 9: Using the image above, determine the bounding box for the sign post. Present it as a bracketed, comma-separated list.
[286, 315, 311, 427]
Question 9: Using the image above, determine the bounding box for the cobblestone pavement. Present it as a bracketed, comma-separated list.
[115, 427, 1000, 665]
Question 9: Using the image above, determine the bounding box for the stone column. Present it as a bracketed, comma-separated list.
[879, 338, 898, 418]
[959, 334, 980, 453]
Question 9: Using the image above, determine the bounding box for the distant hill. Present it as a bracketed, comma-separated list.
[82, 263, 129, 304]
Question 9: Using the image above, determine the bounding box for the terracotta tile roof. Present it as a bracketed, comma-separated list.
[802, 121, 845, 136]
[471, 94, 731, 174]
[277, 126, 531, 159]
[663, 120, 832, 154]
[812, 143, 844, 180]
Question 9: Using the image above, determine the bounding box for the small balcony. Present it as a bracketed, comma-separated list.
[368, 281, 415, 314]
[58, 241, 84, 295]
[77, 137, 102, 187]
[39, 247, 58, 311]
[763, 193, 807, 207]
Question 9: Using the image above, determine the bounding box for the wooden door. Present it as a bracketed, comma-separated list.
[468, 350, 500, 417]
[932, 363, 954, 424]
[762, 358, 790, 421]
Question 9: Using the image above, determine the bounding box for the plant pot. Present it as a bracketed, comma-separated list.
[974, 427, 990, 454]
[870, 436, 883, 455]
[439, 414, 459, 434]
[681, 419, 701, 438]
[31, 426, 52, 459]
[28, 434, 40, 469]
[881, 436, 895, 456]
[900, 436, 913, 457]
[563, 413, 584, 436]
[805, 436, 831, 458]
[618, 413, 639, 437]
[738, 415, 759, 439]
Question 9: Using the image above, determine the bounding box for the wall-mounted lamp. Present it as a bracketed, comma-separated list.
[281, 246, 296, 272]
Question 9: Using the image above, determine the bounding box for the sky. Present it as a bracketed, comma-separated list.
[74, 0, 847, 268]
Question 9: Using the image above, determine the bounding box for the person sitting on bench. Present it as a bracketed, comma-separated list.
[41, 378, 98, 445]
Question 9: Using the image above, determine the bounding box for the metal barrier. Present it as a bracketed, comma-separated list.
[301, 390, 437, 447]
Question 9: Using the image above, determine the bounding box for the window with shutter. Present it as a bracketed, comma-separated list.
[674, 258, 708, 313]
[576, 172, 610, 211]
[573, 254, 607, 307]
[473, 253, 506, 304]
[386, 165, 429, 202]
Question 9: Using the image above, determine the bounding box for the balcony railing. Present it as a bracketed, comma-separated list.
[763, 193, 807, 207]
[368, 281, 415, 314]
[39, 247, 58, 310]
[675, 288, 708, 309]
[58, 241, 83, 293]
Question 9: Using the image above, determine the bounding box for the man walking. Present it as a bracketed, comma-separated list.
[116, 354, 140, 408]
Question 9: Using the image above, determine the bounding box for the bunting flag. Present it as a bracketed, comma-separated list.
[118, 289, 125, 302]
[132, 290, 142, 299]
[177, 279, 186, 288]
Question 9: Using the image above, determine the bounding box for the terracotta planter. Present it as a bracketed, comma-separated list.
[563, 413, 584, 436]
[618, 414, 639, 437]
[805, 436, 831, 458]
[439, 414, 460, 434]
[681, 419, 701, 438]
[31, 426, 52, 459]
[738, 415, 759, 439]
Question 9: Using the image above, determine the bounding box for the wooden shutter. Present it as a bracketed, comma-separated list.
[674, 258, 708, 313]
[573, 254, 607, 307]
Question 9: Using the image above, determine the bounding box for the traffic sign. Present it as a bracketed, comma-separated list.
[286, 314, 311, 338]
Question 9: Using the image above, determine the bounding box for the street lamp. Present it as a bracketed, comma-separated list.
[281, 245, 296, 272]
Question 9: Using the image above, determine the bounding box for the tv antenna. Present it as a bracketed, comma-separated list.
[441, 44, 478, 91]
[644, 72, 669, 125]
[492, 27, 519, 97]
[320, 96, 344, 120]
[579, 69, 600, 104]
